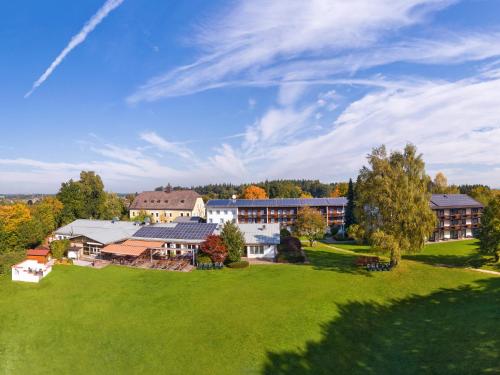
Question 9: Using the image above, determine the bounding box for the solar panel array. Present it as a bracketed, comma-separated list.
[430, 194, 483, 208]
[133, 223, 218, 240]
[206, 197, 347, 208]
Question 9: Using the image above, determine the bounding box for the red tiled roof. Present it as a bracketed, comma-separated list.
[130, 190, 200, 211]
[27, 249, 50, 256]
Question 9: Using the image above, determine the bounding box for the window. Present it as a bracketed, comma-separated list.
[169, 213, 173, 217]
[180, 200, 185, 203]
[156, 213, 159, 217]
[271, 209, 275, 214]
[232, 219, 236, 223]
[157, 200, 160, 203]
[248, 245, 264, 255]
[208, 210, 213, 215]
[132, 212, 136, 217]
[278, 209, 282, 215]
[216, 210, 220, 215]
[144, 200, 147, 203]
[181, 213, 184, 217]
[224, 210, 228, 215]
[271, 218, 275, 223]
[187, 213, 190, 217]
[209, 219, 213, 223]
[220, 218, 224, 223]
[164, 200, 169, 203]
[150, 200, 155, 203]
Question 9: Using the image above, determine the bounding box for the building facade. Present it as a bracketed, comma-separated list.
[129, 189, 205, 223]
[429, 194, 483, 241]
[206, 198, 347, 228]
[52, 219, 141, 259]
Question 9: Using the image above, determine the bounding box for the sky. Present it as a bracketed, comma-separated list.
[1, 0, 500, 194]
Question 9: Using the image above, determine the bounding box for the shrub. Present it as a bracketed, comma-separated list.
[0, 251, 25, 275]
[226, 260, 249, 268]
[278, 236, 305, 263]
[196, 253, 212, 265]
[50, 239, 70, 260]
[280, 228, 291, 238]
[330, 225, 340, 236]
[280, 236, 302, 251]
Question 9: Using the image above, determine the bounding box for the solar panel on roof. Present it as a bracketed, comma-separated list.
[207, 197, 347, 207]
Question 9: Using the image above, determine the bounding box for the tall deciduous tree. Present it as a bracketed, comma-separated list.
[31, 197, 63, 234]
[199, 235, 228, 263]
[57, 171, 106, 223]
[220, 221, 245, 262]
[432, 172, 448, 193]
[294, 206, 326, 247]
[242, 185, 268, 199]
[356, 144, 436, 266]
[345, 178, 356, 230]
[478, 196, 500, 262]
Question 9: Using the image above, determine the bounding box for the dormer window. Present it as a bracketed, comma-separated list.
[144, 200, 147, 203]
[164, 200, 168, 203]
[157, 200, 160, 203]
[180, 200, 185, 203]
[150, 200, 155, 203]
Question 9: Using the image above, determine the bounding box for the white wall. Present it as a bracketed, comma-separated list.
[207, 207, 237, 224]
[12, 260, 52, 283]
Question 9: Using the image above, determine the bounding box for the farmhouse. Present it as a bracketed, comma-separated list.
[129, 188, 205, 223]
[52, 219, 141, 259]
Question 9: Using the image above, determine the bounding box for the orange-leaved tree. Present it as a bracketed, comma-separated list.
[242, 185, 267, 199]
[200, 235, 228, 263]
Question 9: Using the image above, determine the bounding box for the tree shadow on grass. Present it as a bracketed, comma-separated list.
[262, 278, 500, 375]
[304, 249, 373, 276]
[404, 253, 489, 269]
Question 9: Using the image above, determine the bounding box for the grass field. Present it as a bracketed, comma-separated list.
[0, 242, 498, 375]
[332, 239, 500, 271]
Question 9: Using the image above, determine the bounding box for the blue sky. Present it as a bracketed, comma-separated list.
[1, 0, 500, 193]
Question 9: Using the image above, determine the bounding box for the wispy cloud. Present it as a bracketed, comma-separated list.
[24, 0, 124, 98]
[127, 0, 500, 103]
[140, 132, 196, 160]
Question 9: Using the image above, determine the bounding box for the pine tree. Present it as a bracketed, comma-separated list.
[345, 178, 356, 230]
[220, 221, 245, 262]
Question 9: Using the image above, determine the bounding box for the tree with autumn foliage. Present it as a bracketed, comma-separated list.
[294, 206, 326, 247]
[199, 235, 228, 263]
[242, 185, 268, 199]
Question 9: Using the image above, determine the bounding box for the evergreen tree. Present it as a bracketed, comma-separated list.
[220, 221, 245, 262]
[356, 144, 436, 266]
[345, 178, 356, 230]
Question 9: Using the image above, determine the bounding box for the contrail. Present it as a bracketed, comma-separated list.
[25, 0, 124, 98]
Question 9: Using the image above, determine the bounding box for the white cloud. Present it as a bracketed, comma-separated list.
[128, 0, 455, 102]
[140, 132, 196, 160]
[25, 0, 124, 98]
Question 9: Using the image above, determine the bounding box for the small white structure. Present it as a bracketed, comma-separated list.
[11, 259, 52, 283]
[237, 223, 280, 259]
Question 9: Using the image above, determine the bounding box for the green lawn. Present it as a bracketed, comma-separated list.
[331, 239, 500, 271]
[0, 243, 498, 375]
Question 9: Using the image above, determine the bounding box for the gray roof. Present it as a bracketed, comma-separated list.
[236, 223, 281, 245]
[207, 197, 347, 208]
[430, 194, 483, 209]
[133, 223, 218, 242]
[55, 220, 141, 245]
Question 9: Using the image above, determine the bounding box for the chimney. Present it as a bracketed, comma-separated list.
[164, 183, 172, 193]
